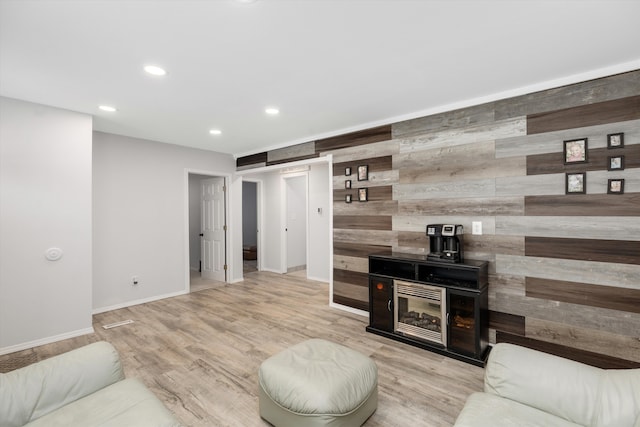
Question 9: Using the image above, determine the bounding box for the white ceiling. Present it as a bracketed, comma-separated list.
[1, 0, 639, 158]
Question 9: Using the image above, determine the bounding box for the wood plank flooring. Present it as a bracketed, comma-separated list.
[0, 271, 484, 426]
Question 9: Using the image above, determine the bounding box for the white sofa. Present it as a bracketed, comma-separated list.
[0, 341, 181, 427]
[454, 343, 640, 427]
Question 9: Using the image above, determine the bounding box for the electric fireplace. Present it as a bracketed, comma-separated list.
[394, 280, 446, 346]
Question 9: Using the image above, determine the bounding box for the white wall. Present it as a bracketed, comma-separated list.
[0, 97, 93, 353]
[307, 163, 330, 282]
[92, 132, 235, 311]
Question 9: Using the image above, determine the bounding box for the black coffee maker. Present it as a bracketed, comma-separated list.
[426, 224, 464, 263]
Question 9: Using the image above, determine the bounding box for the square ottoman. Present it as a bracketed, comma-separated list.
[258, 339, 378, 427]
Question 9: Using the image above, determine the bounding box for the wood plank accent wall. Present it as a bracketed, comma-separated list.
[236, 70, 640, 368]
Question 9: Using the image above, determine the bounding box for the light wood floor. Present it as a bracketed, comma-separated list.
[0, 270, 484, 426]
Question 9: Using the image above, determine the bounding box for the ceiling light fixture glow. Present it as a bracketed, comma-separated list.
[144, 65, 167, 76]
[265, 107, 279, 115]
[209, 129, 222, 135]
[99, 105, 117, 112]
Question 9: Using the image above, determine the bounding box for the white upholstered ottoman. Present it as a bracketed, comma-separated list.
[258, 339, 378, 427]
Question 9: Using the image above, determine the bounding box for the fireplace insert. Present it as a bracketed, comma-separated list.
[394, 280, 446, 346]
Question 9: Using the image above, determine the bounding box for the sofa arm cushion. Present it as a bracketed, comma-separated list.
[593, 369, 640, 427]
[0, 341, 125, 427]
[484, 343, 602, 426]
[23, 378, 182, 427]
[454, 392, 583, 427]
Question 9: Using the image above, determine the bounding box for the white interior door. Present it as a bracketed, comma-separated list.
[201, 177, 226, 281]
[285, 175, 307, 271]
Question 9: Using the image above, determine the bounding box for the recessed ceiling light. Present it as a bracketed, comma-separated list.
[236, 0, 258, 3]
[99, 105, 117, 112]
[209, 129, 222, 135]
[265, 107, 279, 115]
[144, 65, 167, 76]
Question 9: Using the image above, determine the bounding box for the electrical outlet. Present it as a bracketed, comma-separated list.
[132, 276, 139, 286]
[472, 221, 482, 235]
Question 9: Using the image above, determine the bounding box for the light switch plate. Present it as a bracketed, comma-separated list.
[472, 221, 482, 235]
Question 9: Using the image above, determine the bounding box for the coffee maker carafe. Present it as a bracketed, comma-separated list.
[426, 224, 464, 263]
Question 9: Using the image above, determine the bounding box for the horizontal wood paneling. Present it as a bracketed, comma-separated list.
[464, 235, 525, 256]
[393, 102, 496, 138]
[333, 215, 392, 230]
[496, 216, 640, 241]
[333, 269, 368, 287]
[399, 117, 526, 154]
[333, 242, 391, 258]
[236, 151, 267, 167]
[489, 311, 525, 335]
[489, 273, 525, 297]
[332, 294, 368, 312]
[333, 156, 393, 176]
[333, 200, 398, 215]
[334, 170, 399, 189]
[495, 254, 640, 290]
[333, 268, 369, 310]
[525, 193, 640, 216]
[393, 216, 496, 234]
[527, 95, 640, 134]
[495, 119, 640, 159]
[333, 255, 368, 274]
[497, 169, 640, 196]
[332, 279, 369, 305]
[399, 156, 524, 184]
[495, 70, 640, 120]
[333, 229, 398, 246]
[395, 178, 496, 200]
[315, 125, 392, 152]
[396, 231, 429, 250]
[496, 331, 640, 369]
[493, 289, 640, 339]
[526, 277, 640, 313]
[247, 69, 640, 366]
[325, 139, 399, 164]
[266, 153, 319, 166]
[395, 140, 496, 169]
[267, 141, 315, 163]
[334, 185, 393, 203]
[527, 144, 640, 175]
[396, 141, 526, 184]
[525, 236, 640, 265]
[398, 197, 524, 216]
[525, 317, 640, 364]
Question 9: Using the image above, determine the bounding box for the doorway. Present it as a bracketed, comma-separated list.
[242, 180, 259, 274]
[283, 174, 308, 274]
[188, 173, 227, 292]
[235, 158, 330, 283]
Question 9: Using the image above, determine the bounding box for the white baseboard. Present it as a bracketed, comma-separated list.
[261, 267, 284, 274]
[0, 327, 95, 356]
[306, 275, 329, 283]
[329, 302, 368, 318]
[92, 289, 189, 315]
